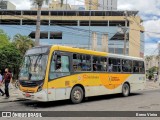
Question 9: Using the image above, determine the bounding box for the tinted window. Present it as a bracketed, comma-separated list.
[93, 56, 107, 72]
[122, 60, 132, 72]
[133, 61, 145, 73]
[108, 58, 121, 72]
[73, 54, 91, 72]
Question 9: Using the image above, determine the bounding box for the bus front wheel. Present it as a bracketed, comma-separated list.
[122, 83, 130, 97]
[70, 86, 84, 104]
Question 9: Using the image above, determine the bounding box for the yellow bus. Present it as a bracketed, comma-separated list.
[19, 45, 146, 104]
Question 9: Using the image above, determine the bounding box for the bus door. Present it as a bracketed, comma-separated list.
[49, 51, 71, 101]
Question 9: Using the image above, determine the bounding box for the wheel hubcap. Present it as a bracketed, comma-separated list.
[73, 90, 81, 100]
[123, 85, 129, 95]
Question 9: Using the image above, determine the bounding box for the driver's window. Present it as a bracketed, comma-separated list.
[49, 53, 70, 80]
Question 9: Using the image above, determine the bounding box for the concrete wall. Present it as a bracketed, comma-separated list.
[98, 0, 117, 10]
[7, 1, 16, 10]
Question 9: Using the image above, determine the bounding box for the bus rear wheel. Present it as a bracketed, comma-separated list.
[70, 86, 84, 104]
[122, 83, 130, 97]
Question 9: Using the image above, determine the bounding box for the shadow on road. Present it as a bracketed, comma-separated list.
[20, 93, 142, 109]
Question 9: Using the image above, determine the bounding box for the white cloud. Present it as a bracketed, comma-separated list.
[7, 0, 83, 9]
[118, 0, 160, 15]
[143, 20, 160, 39]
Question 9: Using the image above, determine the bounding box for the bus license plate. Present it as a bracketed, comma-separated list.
[25, 93, 31, 97]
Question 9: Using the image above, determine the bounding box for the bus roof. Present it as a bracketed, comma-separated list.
[48, 45, 144, 61]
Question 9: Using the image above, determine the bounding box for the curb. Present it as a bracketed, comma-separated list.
[0, 98, 27, 103]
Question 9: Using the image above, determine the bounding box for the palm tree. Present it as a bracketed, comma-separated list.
[31, 0, 64, 46]
[13, 34, 35, 55]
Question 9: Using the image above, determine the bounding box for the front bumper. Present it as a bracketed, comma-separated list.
[21, 90, 48, 102]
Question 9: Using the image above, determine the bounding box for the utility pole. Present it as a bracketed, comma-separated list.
[123, 10, 128, 55]
[88, 0, 91, 49]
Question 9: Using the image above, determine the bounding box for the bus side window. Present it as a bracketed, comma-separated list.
[122, 59, 132, 73]
[49, 54, 70, 80]
[108, 58, 121, 72]
[81, 55, 91, 71]
[73, 54, 91, 72]
[73, 54, 79, 72]
[139, 61, 145, 73]
[133, 61, 140, 73]
[93, 56, 100, 71]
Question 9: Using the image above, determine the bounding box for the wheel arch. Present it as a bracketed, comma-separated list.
[122, 81, 131, 94]
[71, 84, 85, 97]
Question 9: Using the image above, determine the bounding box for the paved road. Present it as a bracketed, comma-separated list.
[0, 89, 160, 120]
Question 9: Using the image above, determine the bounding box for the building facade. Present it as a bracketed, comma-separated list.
[0, 10, 144, 57]
[85, 0, 117, 10]
[145, 56, 160, 70]
[0, 1, 16, 10]
[31, 0, 71, 10]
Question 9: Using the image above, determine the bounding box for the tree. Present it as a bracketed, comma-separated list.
[0, 29, 10, 48]
[13, 34, 35, 55]
[0, 44, 22, 79]
[147, 66, 158, 80]
[30, 0, 49, 46]
[31, 0, 64, 46]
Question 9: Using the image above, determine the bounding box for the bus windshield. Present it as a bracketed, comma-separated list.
[19, 54, 48, 81]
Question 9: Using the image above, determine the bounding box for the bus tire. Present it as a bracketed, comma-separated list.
[122, 83, 130, 97]
[70, 86, 84, 104]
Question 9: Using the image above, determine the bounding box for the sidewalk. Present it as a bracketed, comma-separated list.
[0, 85, 25, 103]
[145, 80, 160, 90]
[0, 81, 160, 103]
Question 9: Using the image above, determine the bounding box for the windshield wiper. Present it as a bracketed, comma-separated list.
[34, 54, 42, 72]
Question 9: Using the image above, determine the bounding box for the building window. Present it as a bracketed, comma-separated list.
[50, 20, 77, 26]
[28, 31, 48, 39]
[0, 19, 20, 25]
[80, 21, 89, 26]
[50, 32, 62, 39]
[109, 48, 115, 54]
[115, 48, 123, 54]
[109, 21, 125, 26]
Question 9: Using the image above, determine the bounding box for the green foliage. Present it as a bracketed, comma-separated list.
[0, 30, 35, 79]
[13, 34, 35, 55]
[0, 29, 10, 48]
[147, 66, 158, 80]
[0, 44, 23, 79]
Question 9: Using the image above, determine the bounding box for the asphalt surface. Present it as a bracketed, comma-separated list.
[0, 89, 160, 120]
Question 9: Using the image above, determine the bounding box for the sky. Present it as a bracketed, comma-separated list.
[5, 0, 160, 55]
